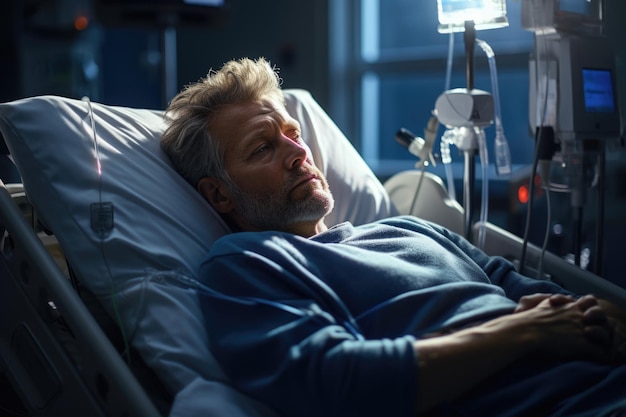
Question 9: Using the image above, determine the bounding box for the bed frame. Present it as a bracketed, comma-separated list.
[3, 165, 626, 416]
[0, 179, 163, 416]
[475, 221, 626, 306]
[385, 170, 626, 307]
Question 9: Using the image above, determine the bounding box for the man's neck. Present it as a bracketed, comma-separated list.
[226, 215, 328, 238]
[288, 220, 327, 238]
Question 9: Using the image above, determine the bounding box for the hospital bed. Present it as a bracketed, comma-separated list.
[1, 90, 625, 416]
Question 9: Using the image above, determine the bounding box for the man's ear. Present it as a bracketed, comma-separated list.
[197, 177, 234, 214]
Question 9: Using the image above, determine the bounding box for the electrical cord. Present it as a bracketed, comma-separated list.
[594, 140, 606, 276]
[519, 125, 542, 276]
[537, 187, 552, 279]
[520, 21, 551, 276]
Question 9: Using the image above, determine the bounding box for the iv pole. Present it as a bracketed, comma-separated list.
[462, 20, 477, 241]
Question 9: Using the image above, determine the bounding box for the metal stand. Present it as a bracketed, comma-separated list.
[462, 20, 477, 242]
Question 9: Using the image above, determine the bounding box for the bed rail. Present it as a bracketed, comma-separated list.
[0, 180, 162, 417]
[474, 221, 626, 306]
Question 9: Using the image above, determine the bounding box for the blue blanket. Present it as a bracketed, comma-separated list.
[197, 216, 626, 416]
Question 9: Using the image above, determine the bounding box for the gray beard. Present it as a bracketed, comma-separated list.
[228, 182, 334, 232]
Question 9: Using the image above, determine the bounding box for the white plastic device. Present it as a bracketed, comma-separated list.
[434, 88, 495, 129]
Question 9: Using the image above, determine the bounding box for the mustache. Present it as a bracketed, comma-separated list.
[288, 168, 323, 190]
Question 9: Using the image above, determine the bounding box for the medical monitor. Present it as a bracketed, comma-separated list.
[582, 68, 616, 114]
[558, 0, 601, 18]
[522, 0, 603, 35]
[558, 35, 620, 139]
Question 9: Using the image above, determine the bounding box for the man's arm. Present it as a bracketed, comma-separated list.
[413, 294, 611, 414]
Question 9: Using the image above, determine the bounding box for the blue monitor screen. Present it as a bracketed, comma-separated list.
[559, 0, 599, 17]
[582, 68, 615, 113]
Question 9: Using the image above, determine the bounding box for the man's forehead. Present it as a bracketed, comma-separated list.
[216, 98, 299, 156]
[220, 98, 295, 125]
[256, 98, 297, 124]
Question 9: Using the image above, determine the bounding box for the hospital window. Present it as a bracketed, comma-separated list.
[329, 0, 536, 181]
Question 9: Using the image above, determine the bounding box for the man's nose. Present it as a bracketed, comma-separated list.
[282, 135, 308, 169]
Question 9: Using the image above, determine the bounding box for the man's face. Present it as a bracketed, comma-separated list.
[208, 98, 334, 234]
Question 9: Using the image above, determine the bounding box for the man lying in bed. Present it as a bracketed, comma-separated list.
[160, 57, 626, 416]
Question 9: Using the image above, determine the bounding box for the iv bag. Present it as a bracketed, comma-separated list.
[437, 0, 508, 33]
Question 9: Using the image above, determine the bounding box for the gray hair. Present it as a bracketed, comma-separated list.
[160, 57, 284, 187]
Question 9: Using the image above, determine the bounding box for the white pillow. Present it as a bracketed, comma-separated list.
[0, 90, 396, 406]
[0, 95, 229, 297]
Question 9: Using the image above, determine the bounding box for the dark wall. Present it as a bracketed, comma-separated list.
[604, 0, 626, 124]
[100, 28, 164, 109]
[0, 1, 21, 102]
[0, 1, 329, 111]
[176, 0, 329, 109]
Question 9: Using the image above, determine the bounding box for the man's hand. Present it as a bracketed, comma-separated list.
[413, 292, 612, 413]
[515, 293, 621, 362]
[414, 293, 624, 413]
[597, 298, 626, 363]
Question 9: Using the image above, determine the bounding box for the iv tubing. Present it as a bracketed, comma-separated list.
[443, 31, 456, 200]
[476, 38, 511, 176]
[408, 163, 428, 216]
[445, 31, 454, 92]
[476, 38, 494, 247]
[82, 97, 131, 365]
[441, 129, 457, 201]
[476, 127, 489, 248]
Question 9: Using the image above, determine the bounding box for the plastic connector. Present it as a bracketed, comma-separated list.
[494, 128, 512, 176]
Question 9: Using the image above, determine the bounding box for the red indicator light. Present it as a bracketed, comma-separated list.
[74, 16, 89, 31]
[518, 184, 529, 204]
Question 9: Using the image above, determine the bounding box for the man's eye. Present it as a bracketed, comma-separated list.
[254, 144, 270, 155]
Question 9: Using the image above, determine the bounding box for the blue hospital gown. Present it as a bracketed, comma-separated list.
[197, 216, 626, 417]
